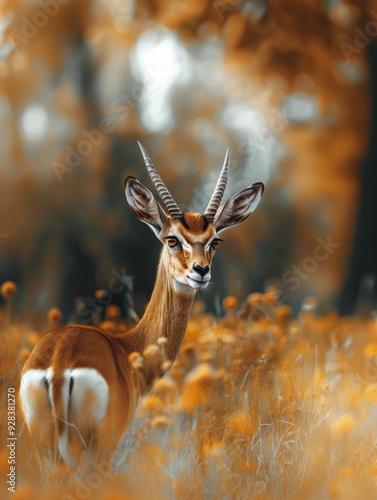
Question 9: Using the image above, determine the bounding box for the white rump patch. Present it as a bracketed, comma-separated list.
[70, 368, 109, 423]
[20, 369, 48, 429]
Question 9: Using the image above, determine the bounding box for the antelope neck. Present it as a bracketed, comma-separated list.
[122, 251, 196, 362]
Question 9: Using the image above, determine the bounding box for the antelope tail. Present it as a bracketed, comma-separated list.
[46, 369, 74, 466]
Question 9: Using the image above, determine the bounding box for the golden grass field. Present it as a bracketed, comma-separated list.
[2, 284, 377, 499]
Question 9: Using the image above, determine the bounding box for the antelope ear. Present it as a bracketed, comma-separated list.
[125, 176, 167, 237]
[214, 182, 264, 233]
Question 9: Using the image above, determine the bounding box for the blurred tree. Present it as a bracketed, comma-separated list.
[338, 43, 377, 315]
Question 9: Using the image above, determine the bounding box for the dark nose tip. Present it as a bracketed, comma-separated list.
[193, 264, 210, 277]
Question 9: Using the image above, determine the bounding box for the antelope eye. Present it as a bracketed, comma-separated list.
[211, 238, 222, 250]
[167, 237, 178, 248]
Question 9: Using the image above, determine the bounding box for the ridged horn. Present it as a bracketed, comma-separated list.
[137, 141, 183, 219]
[203, 149, 230, 221]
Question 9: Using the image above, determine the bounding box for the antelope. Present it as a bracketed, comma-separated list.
[19, 142, 264, 468]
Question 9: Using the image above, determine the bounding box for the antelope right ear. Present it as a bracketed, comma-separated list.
[214, 182, 264, 233]
[124, 176, 167, 237]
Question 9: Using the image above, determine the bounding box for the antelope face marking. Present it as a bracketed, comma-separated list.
[162, 214, 221, 291]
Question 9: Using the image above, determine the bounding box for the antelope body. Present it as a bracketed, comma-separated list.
[19, 143, 264, 466]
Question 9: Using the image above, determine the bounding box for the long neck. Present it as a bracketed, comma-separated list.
[123, 251, 196, 362]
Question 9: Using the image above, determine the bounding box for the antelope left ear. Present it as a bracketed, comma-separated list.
[214, 182, 264, 233]
[124, 176, 167, 237]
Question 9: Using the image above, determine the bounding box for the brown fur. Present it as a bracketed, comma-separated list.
[123, 257, 195, 364]
[182, 212, 209, 233]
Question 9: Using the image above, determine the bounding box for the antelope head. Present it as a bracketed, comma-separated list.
[125, 142, 264, 293]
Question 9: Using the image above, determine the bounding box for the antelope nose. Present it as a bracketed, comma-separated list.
[193, 264, 210, 277]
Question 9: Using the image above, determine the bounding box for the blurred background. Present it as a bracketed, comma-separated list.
[0, 0, 376, 323]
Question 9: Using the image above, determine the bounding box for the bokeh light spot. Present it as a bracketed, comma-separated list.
[20, 104, 49, 141]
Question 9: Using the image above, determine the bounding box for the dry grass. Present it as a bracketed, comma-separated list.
[2, 289, 377, 499]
